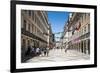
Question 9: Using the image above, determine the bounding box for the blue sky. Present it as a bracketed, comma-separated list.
[47, 11, 69, 41]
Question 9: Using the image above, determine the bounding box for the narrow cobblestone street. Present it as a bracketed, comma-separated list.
[26, 49, 90, 63]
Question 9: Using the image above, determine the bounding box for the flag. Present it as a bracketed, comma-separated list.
[72, 25, 76, 35]
[76, 22, 81, 30]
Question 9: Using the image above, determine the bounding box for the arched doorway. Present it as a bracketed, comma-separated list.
[22, 39, 26, 52]
[88, 39, 90, 54]
[84, 40, 86, 54]
[81, 41, 83, 53]
[21, 38, 26, 62]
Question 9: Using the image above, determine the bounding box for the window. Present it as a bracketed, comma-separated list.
[29, 10, 31, 17]
[24, 10, 27, 14]
[22, 39, 26, 49]
[88, 13, 90, 17]
[31, 24, 33, 33]
[35, 26, 37, 34]
[28, 40, 30, 46]
[33, 25, 34, 33]
[83, 28, 84, 34]
[84, 26, 86, 33]
[81, 15, 83, 23]
[81, 28, 83, 35]
[28, 24, 30, 32]
[88, 24, 90, 32]
[32, 12, 34, 20]
[84, 13, 86, 20]
[35, 15, 37, 24]
[23, 20, 26, 30]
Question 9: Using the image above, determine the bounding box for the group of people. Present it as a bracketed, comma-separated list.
[25, 46, 50, 57]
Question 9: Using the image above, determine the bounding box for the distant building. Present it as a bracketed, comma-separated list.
[48, 24, 55, 49]
[55, 41, 61, 49]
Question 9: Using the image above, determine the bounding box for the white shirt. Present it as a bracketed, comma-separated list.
[36, 48, 40, 53]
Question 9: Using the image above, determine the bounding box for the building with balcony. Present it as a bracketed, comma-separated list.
[21, 10, 50, 60]
[63, 12, 90, 54]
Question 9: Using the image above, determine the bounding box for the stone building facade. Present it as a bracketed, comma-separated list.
[63, 12, 90, 54]
[21, 10, 50, 58]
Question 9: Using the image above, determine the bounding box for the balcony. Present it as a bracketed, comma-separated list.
[21, 28, 48, 43]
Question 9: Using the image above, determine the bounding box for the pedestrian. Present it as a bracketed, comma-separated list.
[34, 46, 37, 56]
[32, 46, 34, 52]
[46, 47, 49, 56]
[36, 47, 40, 56]
[65, 48, 68, 53]
[40, 47, 44, 56]
[32, 46, 35, 55]
[44, 48, 47, 56]
[39, 48, 41, 55]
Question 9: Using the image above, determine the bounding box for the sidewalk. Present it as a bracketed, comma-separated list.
[26, 49, 90, 63]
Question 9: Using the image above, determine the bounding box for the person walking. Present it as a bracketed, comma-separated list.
[40, 47, 44, 56]
[32, 46, 34, 52]
[65, 48, 68, 53]
[36, 47, 40, 56]
[46, 47, 49, 56]
[32, 46, 35, 56]
[44, 48, 47, 56]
